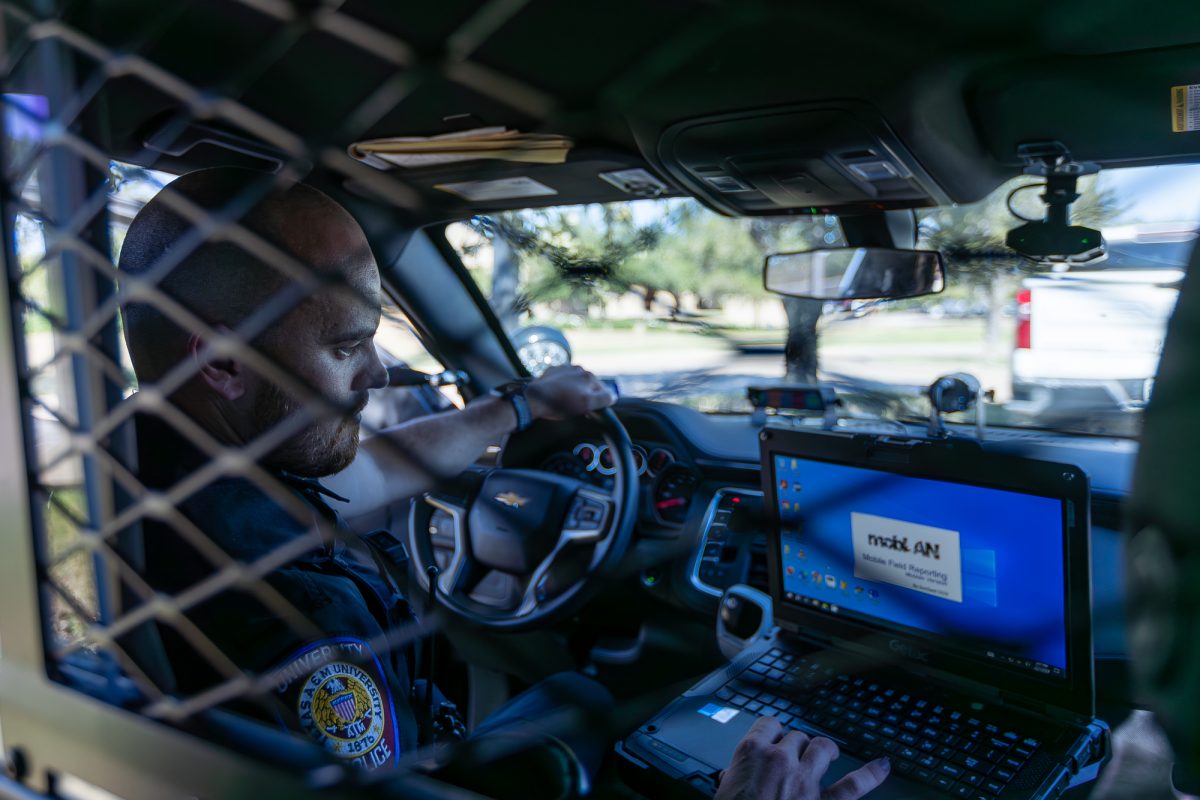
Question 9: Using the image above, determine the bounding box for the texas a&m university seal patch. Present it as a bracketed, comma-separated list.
[272, 638, 400, 770]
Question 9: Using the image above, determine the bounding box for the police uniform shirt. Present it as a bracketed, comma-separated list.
[126, 411, 422, 771]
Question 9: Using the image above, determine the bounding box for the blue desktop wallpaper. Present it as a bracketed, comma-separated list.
[774, 455, 1068, 673]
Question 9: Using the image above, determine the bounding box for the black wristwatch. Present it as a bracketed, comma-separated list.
[494, 380, 534, 432]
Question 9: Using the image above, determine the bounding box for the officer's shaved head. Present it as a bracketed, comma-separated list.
[119, 167, 386, 475]
[118, 167, 369, 383]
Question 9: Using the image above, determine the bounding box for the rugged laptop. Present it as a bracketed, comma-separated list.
[618, 430, 1109, 799]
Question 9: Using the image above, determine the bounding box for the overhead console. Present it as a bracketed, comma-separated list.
[654, 101, 949, 217]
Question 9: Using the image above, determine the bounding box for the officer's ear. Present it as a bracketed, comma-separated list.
[188, 326, 246, 402]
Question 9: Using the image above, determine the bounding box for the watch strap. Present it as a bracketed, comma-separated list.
[495, 381, 534, 432]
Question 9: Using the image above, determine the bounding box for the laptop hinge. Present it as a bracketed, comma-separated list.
[998, 692, 1089, 727]
[918, 672, 1093, 731]
[998, 692, 1048, 716]
[784, 621, 835, 650]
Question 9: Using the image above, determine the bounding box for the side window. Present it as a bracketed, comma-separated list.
[365, 304, 461, 431]
[19, 162, 160, 644]
[444, 220, 575, 377]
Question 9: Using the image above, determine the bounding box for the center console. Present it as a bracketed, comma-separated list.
[690, 488, 768, 596]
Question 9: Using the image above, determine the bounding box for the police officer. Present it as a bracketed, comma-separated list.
[117, 166, 617, 776]
[117, 168, 890, 799]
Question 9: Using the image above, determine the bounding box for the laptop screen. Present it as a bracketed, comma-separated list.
[772, 453, 1068, 680]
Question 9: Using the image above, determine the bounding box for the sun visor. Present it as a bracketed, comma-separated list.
[340, 148, 682, 213]
[971, 45, 1200, 168]
[654, 102, 949, 217]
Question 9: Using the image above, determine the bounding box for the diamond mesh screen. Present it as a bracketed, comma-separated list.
[0, 1, 1135, 797]
[0, 0, 643, 791]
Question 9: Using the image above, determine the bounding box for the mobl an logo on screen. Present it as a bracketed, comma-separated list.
[851, 512, 963, 603]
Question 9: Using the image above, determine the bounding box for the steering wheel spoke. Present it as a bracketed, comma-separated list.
[442, 554, 487, 597]
[562, 487, 614, 543]
[516, 538, 589, 617]
[421, 493, 468, 590]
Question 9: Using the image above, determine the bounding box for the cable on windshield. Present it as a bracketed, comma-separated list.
[1006, 182, 1048, 223]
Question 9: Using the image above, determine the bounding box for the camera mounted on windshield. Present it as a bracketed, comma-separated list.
[1005, 141, 1106, 266]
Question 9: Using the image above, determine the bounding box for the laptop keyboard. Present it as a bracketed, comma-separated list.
[715, 648, 1046, 799]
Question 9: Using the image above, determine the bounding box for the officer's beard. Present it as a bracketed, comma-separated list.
[253, 380, 368, 477]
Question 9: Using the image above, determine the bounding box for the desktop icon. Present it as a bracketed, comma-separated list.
[825, 574, 837, 589]
[839, 580, 847, 591]
[780, 479, 788, 490]
[786, 565, 795, 575]
[854, 585, 863, 595]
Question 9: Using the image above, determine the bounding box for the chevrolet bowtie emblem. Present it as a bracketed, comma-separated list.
[494, 491, 529, 509]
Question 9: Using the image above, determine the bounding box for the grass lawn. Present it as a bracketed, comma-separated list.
[42, 486, 98, 645]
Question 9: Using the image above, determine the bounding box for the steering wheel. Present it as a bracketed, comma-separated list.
[406, 408, 639, 631]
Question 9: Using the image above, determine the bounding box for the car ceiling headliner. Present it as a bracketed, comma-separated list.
[40, 0, 1200, 217]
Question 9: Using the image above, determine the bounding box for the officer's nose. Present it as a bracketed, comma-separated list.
[356, 344, 388, 392]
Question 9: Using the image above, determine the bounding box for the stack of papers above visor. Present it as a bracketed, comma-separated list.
[349, 127, 573, 169]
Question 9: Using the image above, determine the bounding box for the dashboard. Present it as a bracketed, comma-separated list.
[498, 398, 1133, 676]
[395, 394, 1143, 716]
[407, 393, 1138, 710]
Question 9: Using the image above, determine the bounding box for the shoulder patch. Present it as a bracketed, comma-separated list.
[271, 637, 401, 770]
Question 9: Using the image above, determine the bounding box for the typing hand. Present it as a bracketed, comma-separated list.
[714, 717, 891, 800]
[525, 365, 615, 421]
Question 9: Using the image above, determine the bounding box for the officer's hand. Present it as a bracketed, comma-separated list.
[714, 717, 890, 800]
[525, 365, 615, 421]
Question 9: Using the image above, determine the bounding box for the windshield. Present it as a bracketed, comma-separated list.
[448, 164, 1200, 437]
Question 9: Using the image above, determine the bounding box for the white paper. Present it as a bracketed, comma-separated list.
[434, 176, 558, 202]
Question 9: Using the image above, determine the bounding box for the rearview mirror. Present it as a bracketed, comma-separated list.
[764, 247, 945, 301]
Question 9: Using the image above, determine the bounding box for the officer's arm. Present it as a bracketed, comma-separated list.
[324, 366, 613, 514]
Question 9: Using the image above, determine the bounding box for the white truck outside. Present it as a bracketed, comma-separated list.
[1011, 225, 1193, 412]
